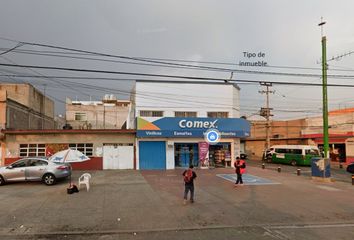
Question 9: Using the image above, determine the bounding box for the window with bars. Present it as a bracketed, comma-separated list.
[68, 143, 93, 156]
[139, 110, 163, 117]
[175, 111, 197, 117]
[75, 112, 87, 121]
[19, 144, 46, 157]
[207, 112, 229, 118]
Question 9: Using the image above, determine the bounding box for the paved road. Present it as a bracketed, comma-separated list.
[0, 165, 353, 239]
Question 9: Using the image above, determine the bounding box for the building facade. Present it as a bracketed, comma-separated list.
[246, 119, 312, 159]
[1, 129, 136, 169]
[131, 81, 250, 170]
[66, 95, 131, 129]
[302, 108, 354, 164]
[246, 108, 354, 164]
[0, 83, 55, 130]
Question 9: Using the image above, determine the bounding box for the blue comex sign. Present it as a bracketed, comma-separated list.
[137, 117, 250, 138]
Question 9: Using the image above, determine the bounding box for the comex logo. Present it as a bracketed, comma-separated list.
[204, 129, 221, 145]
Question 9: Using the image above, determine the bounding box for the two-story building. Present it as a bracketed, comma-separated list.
[0, 83, 55, 162]
[0, 83, 55, 130]
[66, 95, 131, 129]
[131, 80, 250, 170]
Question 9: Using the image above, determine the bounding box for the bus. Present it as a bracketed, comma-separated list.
[270, 145, 321, 166]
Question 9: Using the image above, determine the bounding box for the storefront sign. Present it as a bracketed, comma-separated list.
[198, 142, 209, 167]
[179, 119, 218, 129]
[137, 117, 250, 138]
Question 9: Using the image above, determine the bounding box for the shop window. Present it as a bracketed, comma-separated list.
[69, 143, 93, 156]
[175, 112, 197, 117]
[75, 112, 87, 121]
[207, 112, 229, 118]
[19, 144, 46, 157]
[139, 110, 163, 117]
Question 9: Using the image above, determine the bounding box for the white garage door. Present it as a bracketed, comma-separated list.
[103, 144, 134, 169]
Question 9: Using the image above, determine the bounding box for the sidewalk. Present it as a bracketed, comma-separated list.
[0, 166, 353, 239]
[247, 158, 353, 183]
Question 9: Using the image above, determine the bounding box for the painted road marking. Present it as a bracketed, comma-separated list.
[216, 174, 280, 185]
[316, 185, 341, 191]
[266, 222, 354, 229]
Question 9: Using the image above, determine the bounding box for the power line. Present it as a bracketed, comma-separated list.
[2, 67, 354, 88]
[5, 47, 354, 73]
[0, 56, 91, 97]
[0, 43, 24, 56]
[3, 36, 354, 78]
[3, 37, 354, 78]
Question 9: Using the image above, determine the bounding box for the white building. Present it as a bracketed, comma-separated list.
[131, 81, 250, 170]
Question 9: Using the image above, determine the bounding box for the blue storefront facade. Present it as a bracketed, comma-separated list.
[136, 117, 250, 170]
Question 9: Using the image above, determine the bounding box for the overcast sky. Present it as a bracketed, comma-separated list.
[1, 0, 354, 120]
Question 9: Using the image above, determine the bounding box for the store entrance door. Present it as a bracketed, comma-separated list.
[175, 143, 199, 168]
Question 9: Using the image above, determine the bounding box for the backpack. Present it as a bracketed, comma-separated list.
[184, 169, 193, 183]
[67, 185, 79, 194]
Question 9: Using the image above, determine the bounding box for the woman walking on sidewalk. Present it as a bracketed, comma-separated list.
[234, 157, 246, 186]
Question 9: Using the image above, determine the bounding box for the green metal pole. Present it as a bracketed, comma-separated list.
[322, 36, 329, 158]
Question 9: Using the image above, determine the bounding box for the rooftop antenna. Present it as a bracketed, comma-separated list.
[225, 71, 233, 83]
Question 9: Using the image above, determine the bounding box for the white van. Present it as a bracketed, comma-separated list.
[267, 145, 320, 166]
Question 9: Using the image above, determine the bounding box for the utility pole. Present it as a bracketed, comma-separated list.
[319, 18, 329, 158]
[42, 84, 46, 130]
[259, 82, 275, 151]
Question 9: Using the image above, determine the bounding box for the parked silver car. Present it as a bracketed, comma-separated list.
[0, 158, 71, 186]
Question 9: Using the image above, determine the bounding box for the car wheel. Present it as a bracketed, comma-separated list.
[290, 160, 297, 166]
[0, 175, 5, 186]
[43, 173, 56, 186]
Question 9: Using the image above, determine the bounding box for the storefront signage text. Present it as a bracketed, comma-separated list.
[179, 119, 218, 129]
[137, 117, 250, 138]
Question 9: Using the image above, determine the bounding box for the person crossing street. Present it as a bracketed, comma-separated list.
[234, 157, 246, 186]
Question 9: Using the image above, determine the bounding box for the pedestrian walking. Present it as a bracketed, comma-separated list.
[182, 164, 197, 204]
[234, 157, 246, 186]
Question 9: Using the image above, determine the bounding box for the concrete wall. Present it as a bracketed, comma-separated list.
[0, 84, 55, 130]
[250, 119, 306, 139]
[0, 90, 7, 129]
[302, 112, 354, 137]
[4, 133, 135, 160]
[247, 119, 311, 159]
[5, 99, 55, 129]
[0, 84, 54, 118]
[345, 138, 354, 164]
[66, 102, 130, 129]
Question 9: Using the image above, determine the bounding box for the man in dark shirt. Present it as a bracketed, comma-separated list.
[182, 164, 197, 204]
